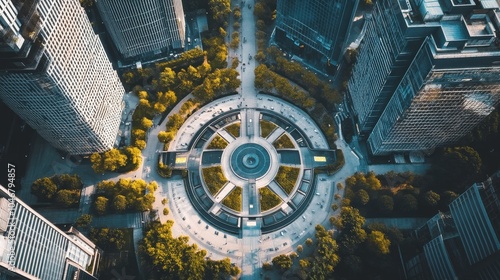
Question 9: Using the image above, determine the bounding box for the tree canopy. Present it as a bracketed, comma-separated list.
[140, 221, 239, 280]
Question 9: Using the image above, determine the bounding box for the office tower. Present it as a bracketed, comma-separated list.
[0, 185, 100, 279]
[275, 0, 359, 67]
[348, 0, 500, 155]
[96, 0, 186, 59]
[0, 0, 125, 155]
[403, 172, 500, 280]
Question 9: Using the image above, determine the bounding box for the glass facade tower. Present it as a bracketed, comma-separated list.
[275, 0, 359, 66]
[348, 0, 500, 155]
[96, 0, 186, 59]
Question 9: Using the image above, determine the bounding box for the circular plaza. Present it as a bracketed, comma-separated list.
[162, 94, 337, 236]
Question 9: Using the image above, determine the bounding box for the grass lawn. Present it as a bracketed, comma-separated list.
[259, 187, 282, 212]
[207, 134, 228, 149]
[202, 166, 228, 195]
[260, 120, 277, 138]
[273, 134, 294, 149]
[275, 166, 300, 194]
[222, 187, 242, 212]
[225, 122, 240, 138]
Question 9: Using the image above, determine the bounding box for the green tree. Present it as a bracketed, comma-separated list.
[366, 230, 391, 255]
[272, 254, 292, 271]
[90, 152, 105, 173]
[52, 174, 83, 190]
[55, 189, 79, 207]
[31, 177, 58, 200]
[159, 67, 176, 89]
[166, 113, 184, 131]
[90, 228, 126, 251]
[204, 258, 238, 280]
[103, 149, 127, 171]
[158, 131, 175, 143]
[75, 214, 92, 229]
[208, 0, 231, 24]
[353, 189, 369, 206]
[434, 146, 482, 192]
[309, 225, 340, 279]
[306, 238, 313, 246]
[366, 171, 382, 190]
[336, 207, 367, 255]
[113, 194, 127, 212]
[376, 195, 394, 214]
[141, 117, 153, 130]
[140, 221, 208, 280]
[395, 194, 418, 213]
[422, 190, 440, 208]
[94, 196, 109, 215]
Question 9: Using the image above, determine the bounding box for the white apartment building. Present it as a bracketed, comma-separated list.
[0, 0, 124, 155]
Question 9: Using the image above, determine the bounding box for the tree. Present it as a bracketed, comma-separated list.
[94, 196, 109, 215]
[336, 207, 367, 255]
[140, 221, 208, 280]
[272, 254, 292, 271]
[376, 195, 394, 214]
[421, 190, 440, 208]
[52, 174, 83, 190]
[159, 68, 176, 89]
[306, 238, 313, 246]
[90, 228, 125, 251]
[113, 195, 127, 212]
[166, 113, 184, 131]
[208, 0, 231, 24]
[366, 230, 391, 255]
[297, 245, 303, 253]
[90, 152, 105, 173]
[434, 146, 482, 192]
[366, 171, 382, 190]
[103, 149, 127, 171]
[204, 258, 238, 280]
[158, 131, 175, 143]
[55, 189, 79, 207]
[141, 117, 153, 130]
[309, 225, 340, 279]
[134, 139, 147, 150]
[31, 177, 58, 200]
[154, 90, 177, 113]
[353, 189, 369, 206]
[395, 194, 418, 213]
[75, 214, 92, 229]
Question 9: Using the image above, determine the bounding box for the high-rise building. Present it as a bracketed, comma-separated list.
[0, 0, 125, 155]
[403, 172, 500, 280]
[275, 0, 359, 67]
[348, 0, 500, 155]
[96, 0, 186, 59]
[0, 185, 101, 279]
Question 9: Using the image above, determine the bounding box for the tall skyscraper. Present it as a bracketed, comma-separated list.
[275, 0, 359, 67]
[96, 0, 186, 59]
[403, 172, 500, 280]
[348, 0, 500, 155]
[0, 0, 125, 155]
[0, 185, 101, 279]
